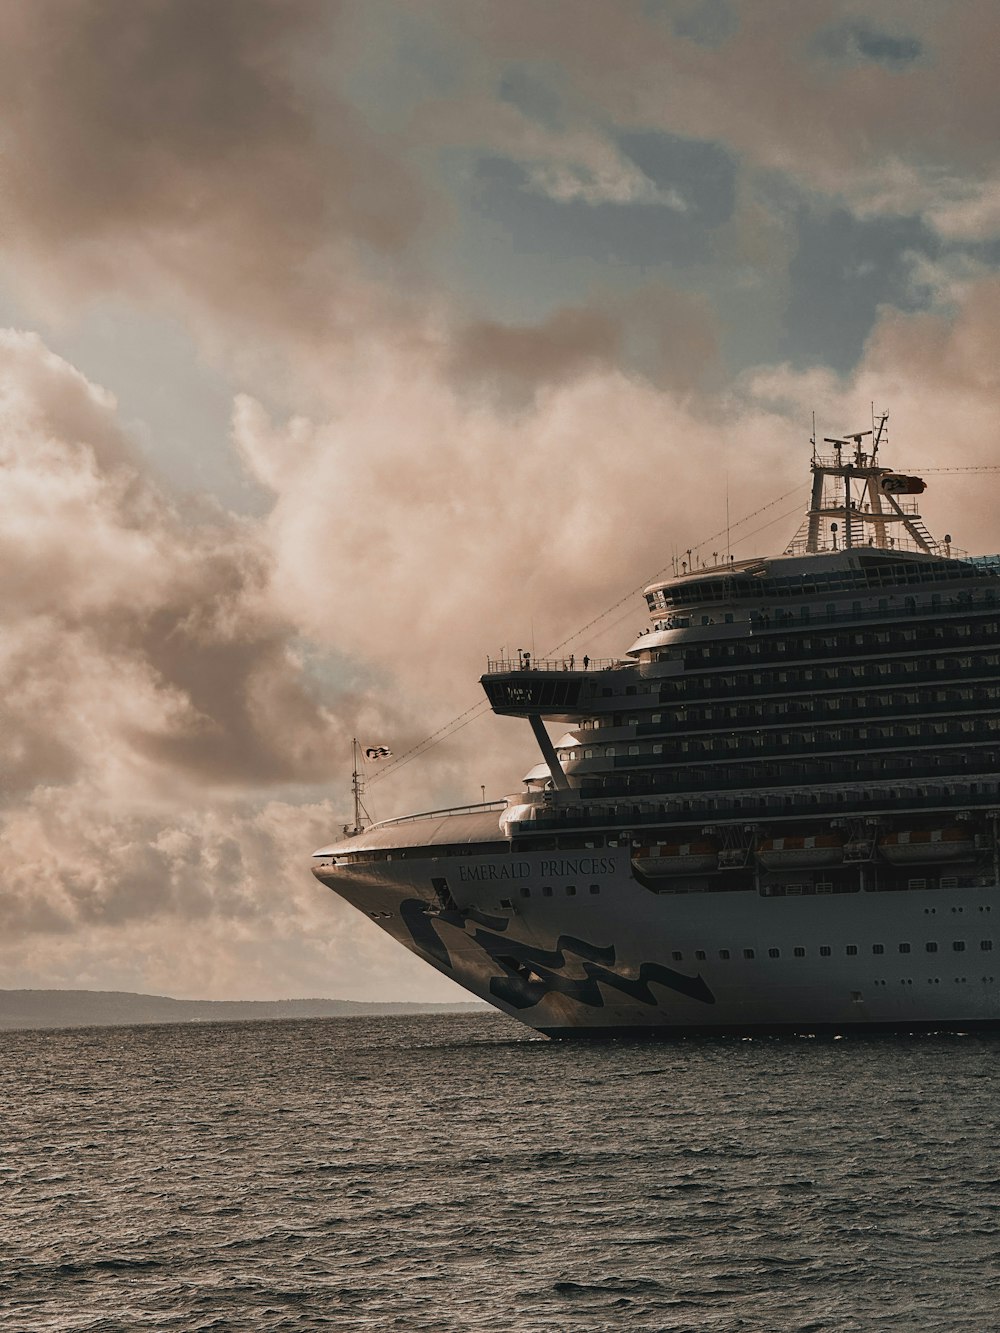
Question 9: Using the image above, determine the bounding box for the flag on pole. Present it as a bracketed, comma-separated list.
[365, 745, 392, 760]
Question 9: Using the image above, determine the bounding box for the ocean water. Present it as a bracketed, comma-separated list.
[3, 1015, 1000, 1332]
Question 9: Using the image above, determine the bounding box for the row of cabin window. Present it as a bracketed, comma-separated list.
[579, 687, 998, 731]
[518, 884, 600, 897]
[657, 653, 1000, 699]
[594, 752, 1000, 795]
[669, 686, 999, 725]
[671, 941, 994, 961]
[595, 659, 997, 706]
[670, 615, 990, 638]
[566, 782, 1000, 822]
[566, 718, 1000, 762]
[648, 579, 990, 617]
[650, 569, 995, 609]
[679, 618, 998, 657]
[590, 751, 1000, 787]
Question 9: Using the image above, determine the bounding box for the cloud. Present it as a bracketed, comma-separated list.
[0, 330, 346, 803]
[4, 0, 1000, 1006]
[446, 1, 1000, 239]
[449, 306, 622, 398]
[0, 790, 463, 1001]
[233, 328, 784, 714]
[0, 0, 425, 342]
[7, 269, 1000, 998]
[0, 329, 473, 998]
[814, 18, 923, 70]
[738, 271, 1000, 555]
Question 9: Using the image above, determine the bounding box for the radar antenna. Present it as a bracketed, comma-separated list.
[873, 410, 889, 460]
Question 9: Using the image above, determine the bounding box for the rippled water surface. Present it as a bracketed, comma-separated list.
[4, 1014, 1000, 1331]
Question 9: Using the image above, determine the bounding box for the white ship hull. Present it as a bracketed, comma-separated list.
[313, 811, 1000, 1037]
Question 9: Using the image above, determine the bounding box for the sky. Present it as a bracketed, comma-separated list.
[3, 0, 1000, 1002]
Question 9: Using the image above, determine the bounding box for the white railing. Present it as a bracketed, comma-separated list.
[485, 656, 620, 673]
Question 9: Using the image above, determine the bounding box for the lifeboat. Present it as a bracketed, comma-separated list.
[499, 802, 540, 835]
[879, 828, 977, 864]
[632, 840, 718, 875]
[757, 833, 844, 870]
[881, 473, 926, 495]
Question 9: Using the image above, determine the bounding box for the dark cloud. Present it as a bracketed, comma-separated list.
[668, 0, 739, 49]
[816, 20, 924, 70]
[0, 0, 424, 337]
[450, 306, 622, 399]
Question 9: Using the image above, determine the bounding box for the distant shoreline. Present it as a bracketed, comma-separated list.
[0, 989, 489, 1032]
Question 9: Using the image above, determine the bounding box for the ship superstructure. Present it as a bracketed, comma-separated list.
[313, 424, 1000, 1035]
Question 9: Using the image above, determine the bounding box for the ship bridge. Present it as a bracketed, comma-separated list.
[481, 656, 623, 720]
[481, 654, 640, 794]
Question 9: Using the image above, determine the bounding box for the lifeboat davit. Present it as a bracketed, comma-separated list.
[879, 828, 977, 864]
[632, 841, 718, 875]
[757, 833, 844, 870]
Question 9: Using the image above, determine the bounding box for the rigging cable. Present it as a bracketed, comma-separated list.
[369, 465, 1000, 786]
[366, 483, 816, 785]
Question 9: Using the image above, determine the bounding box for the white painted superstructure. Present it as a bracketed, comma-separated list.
[313, 422, 1000, 1036]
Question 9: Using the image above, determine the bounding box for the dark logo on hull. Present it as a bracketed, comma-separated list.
[398, 899, 715, 1011]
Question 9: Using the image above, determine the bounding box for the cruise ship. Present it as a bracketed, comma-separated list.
[312, 424, 1000, 1035]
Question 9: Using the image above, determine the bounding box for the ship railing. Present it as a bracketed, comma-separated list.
[484, 656, 621, 674]
[783, 534, 966, 558]
[369, 799, 508, 830]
